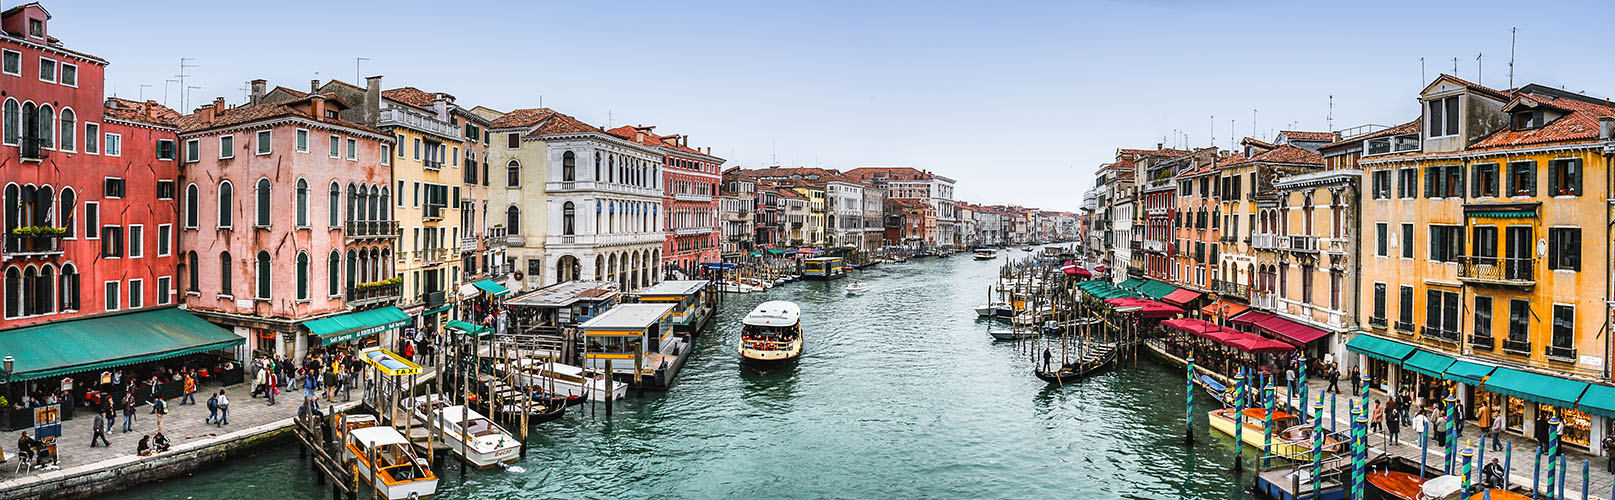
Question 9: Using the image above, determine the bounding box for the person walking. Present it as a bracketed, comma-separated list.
[1433, 410, 1448, 448]
[1477, 402, 1492, 437]
[1386, 405, 1402, 445]
[121, 393, 136, 433]
[1604, 432, 1615, 473]
[147, 376, 162, 414]
[303, 370, 320, 413]
[102, 401, 115, 434]
[251, 363, 267, 398]
[205, 392, 219, 424]
[1412, 409, 1430, 444]
[90, 411, 110, 447]
[1399, 390, 1414, 426]
[215, 390, 230, 426]
[265, 369, 277, 406]
[1370, 400, 1385, 433]
[152, 397, 167, 432]
[1326, 362, 1340, 393]
[1454, 399, 1466, 433]
[1349, 365, 1362, 395]
[1490, 404, 1505, 452]
[181, 373, 196, 405]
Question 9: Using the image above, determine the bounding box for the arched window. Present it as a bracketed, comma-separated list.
[255, 178, 272, 227]
[367, 185, 378, 221]
[3, 267, 17, 318]
[345, 249, 357, 290]
[506, 159, 521, 187]
[506, 205, 520, 235]
[58, 108, 74, 152]
[379, 187, 390, 221]
[562, 151, 576, 181]
[186, 251, 199, 292]
[59, 263, 78, 312]
[608, 155, 614, 182]
[563, 201, 575, 235]
[346, 183, 357, 223]
[594, 152, 601, 180]
[295, 178, 309, 227]
[328, 250, 341, 296]
[34, 265, 53, 314]
[296, 252, 309, 300]
[184, 184, 198, 228]
[2, 99, 17, 145]
[37, 104, 51, 149]
[57, 187, 73, 235]
[255, 251, 271, 299]
[329, 182, 341, 227]
[219, 251, 232, 296]
[217, 181, 234, 228]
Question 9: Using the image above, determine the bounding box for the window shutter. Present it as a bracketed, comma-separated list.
[1424, 168, 1435, 198]
[1454, 165, 1466, 198]
[1570, 159, 1583, 196]
[1571, 230, 1581, 270]
[1548, 160, 1562, 195]
[1471, 165, 1482, 198]
[1525, 163, 1537, 196]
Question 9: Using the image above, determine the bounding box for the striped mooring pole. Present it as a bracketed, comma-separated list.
[1352, 404, 1367, 500]
[1233, 368, 1245, 472]
[1296, 353, 1307, 423]
[1311, 394, 1324, 500]
[1446, 394, 1459, 475]
[1263, 380, 1275, 468]
[1185, 355, 1195, 444]
[1462, 442, 1475, 498]
[1549, 416, 1561, 500]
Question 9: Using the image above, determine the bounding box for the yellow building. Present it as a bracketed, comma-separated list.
[1353, 75, 1615, 451]
[378, 89, 464, 332]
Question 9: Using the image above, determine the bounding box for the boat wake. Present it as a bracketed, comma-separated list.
[503, 464, 527, 474]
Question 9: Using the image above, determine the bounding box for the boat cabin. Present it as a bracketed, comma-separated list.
[628, 280, 714, 334]
[347, 426, 434, 483]
[579, 303, 679, 381]
[803, 257, 846, 280]
[741, 300, 801, 344]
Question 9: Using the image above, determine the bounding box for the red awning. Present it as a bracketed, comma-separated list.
[1229, 310, 1275, 327]
[1252, 315, 1332, 345]
[1199, 300, 1250, 320]
[1162, 318, 1241, 343]
[1093, 265, 1108, 272]
[1224, 334, 1297, 353]
[1162, 289, 1203, 307]
[1103, 298, 1185, 319]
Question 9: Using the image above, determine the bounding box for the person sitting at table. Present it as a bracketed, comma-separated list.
[16, 432, 40, 461]
[136, 435, 151, 456]
[152, 432, 170, 453]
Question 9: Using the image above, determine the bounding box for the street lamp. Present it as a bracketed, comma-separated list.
[1, 355, 13, 384]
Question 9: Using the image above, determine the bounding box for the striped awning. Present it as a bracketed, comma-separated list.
[1467, 210, 1536, 218]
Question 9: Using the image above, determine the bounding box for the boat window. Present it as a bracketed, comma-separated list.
[464, 418, 501, 437]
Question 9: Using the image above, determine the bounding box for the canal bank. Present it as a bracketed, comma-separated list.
[124, 251, 1273, 499]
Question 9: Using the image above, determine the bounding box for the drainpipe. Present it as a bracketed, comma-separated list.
[1601, 115, 1614, 386]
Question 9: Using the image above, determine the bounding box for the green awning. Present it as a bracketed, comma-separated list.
[421, 304, 452, 316]
[1577, 384, 1615, 419]
[1443, 360, 1496, 386]
[1401, 350, 1456, 378]
[444, 320, 492, 338]
[304, 306, 409, 346]
[1345, 334, 1417, 363]
[1118, 278, 1144, 289]
[1078, 281, 1140, 300]
[1484, 367, 1588, 409]
[472, 279, 510, 298]
[766, 249, 785, 255]
[1467, 210, 1536, 218]
[749, 252, 762, 256]
[1135, 280, 1180, 300]
[0, 307, 244, 381]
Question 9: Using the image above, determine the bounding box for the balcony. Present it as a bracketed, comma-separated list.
[1322, 237, 1349, 255]
[1468, 333, 1494, 350]
[376, 107, 460, 140]
[424, 290, 446, 309]
[1251, 292, 1277, 311]
[19, 137, 48, 162]
[345, 220, 399, 240]
[1456, 256, 1534, 287]
[347, 281, 401, 307]
[1368, 316, 1388, 329]
[3, 234, 64, 260]
[1213, 280, 1248, 299]
[1251, 233, 1278, 250]
[484, 226, 508, 246]
[1421, 325, 1461, 344]
[506, 234, 526, 247]
[424, 158, 443, 171]
[1283, 235, 1319, 253]
[1546, 345, 1578, 362]
[1501, 339, 1531, 356]
[423, 205, 447, 222]
[1142, 240, 1165, 253]
[674, 192, 713, 203]
[1145, 207, 1167, 216]
[675, 227, 714, 237]
[460, 236, 479, 252]
[1393, 320, 1416, 335]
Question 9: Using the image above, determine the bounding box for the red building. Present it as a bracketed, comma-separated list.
[605, 126, 723, 277]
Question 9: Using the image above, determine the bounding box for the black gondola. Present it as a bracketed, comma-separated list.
[1034, 343, 1117, 384]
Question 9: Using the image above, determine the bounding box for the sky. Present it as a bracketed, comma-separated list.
[33, 0, 1615, 212]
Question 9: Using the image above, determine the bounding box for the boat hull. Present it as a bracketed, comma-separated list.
[512, 372, 626, 402]
[739, 338, 802, 366]
[1365, 470, 1424, 500]
[1206, 410, 1336, 458]
[353, 461, 439, 500]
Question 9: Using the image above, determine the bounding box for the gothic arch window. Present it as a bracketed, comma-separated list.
[295, 178, 309, 227]
[217, 181, 234, 228]
[220, 251, 233, 296]
[255, 251, 272, 299]
[563, 201, 575, 235]
[59, 262, 78, 312]
[296, 251, 310, 300]
[506, 205, 520, 235]
[328, 250, 341, 296]
[562, 151, 576, 181]
[186, 251, 199, 292]
[329, 181, 341, 227]
[1, 99, 17, 145]
[506, 159, 521, 188]
[185, 184, 199, 228]
[255, 178, 272, 227]
[58, 107, 74, 151]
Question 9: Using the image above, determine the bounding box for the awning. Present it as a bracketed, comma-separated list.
[421, 304, 452, 316]
[0, 307, 244, 381]
[1078, 281, 1139, 299]
[472, 279, 510, 297]
[1229, 310, 1274, 327]
[1162, 289, 1203, 307]
[1484, 367, 1588, 409]
[1093, 265, 1108, 273]
[1118, 278, 1144, 289]
[1102, 298, 1184, 319]
[444, 320, 492, 338]
[765, 249, 785, 255]
[1466, 210, 1536, 218]
[1443, 360, 1496, 386]
[1401, 350, 1456, 378]
[1199, 300, 1249, 320]
[1345, 334, 1417, 363]
[304, 306, 410, 346]
[1135, 280, 1180, 300]
[1162, 318, 1242, 343]
[1225, 335, 1298, 353]
[1577, 384, 1615, 419]
[1252, 315, 1332, 345]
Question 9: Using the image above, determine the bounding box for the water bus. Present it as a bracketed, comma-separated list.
[972, 248, 998, 260]
[738, 301, 803, 365]
[630, 280, 715, 335]
[581, 303, 689, 389]
[802, 257, 846, 280]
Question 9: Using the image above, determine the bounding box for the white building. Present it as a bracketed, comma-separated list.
[1111, 193, 1133, 285]
[845, 166, 957, 249]
[826, 178, 864, 249]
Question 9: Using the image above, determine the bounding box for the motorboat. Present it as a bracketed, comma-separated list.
[845, 281, 870, 295]
[1365, 469, 1424, 500]
[501, 358, 626, 402]
[1206, 407, 1342, 458]
[988, 328, 1031, 341]
[973, 302, 1010, 317]
[716, 280, 762, 293]
[426, 405, 522, 468]
[972, 248, 998, 260]
[739, 301, 802, 365]
[339, 416, 438, 500]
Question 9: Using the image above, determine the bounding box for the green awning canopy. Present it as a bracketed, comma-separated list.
[1345, 334, 1417, 363]
[1443, 360, 1496, 386]
[444, 320, 492, 338]
[0, 307, 244, 381]
[1135, 280, 1180, 300]
[1401, 350, 1456, 378]
[766, 249, 785, 255]
[1118, 278, 1144, 289]
[421, 304, 452, 316]
[304, 306, 409, 346]
[1078, 280, 1140, 300]
[1577, 384, 1615, 419]
[749, 252, 762, 256]
[1484, 367, 1588, 410]
[472, 279, 510, 298]
[1466, 210, 1536, 218]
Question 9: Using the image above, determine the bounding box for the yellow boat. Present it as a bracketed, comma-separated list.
[1207, 407, 1342, 458]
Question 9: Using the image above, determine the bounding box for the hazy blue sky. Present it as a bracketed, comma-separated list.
[37, 1, 1615, 211]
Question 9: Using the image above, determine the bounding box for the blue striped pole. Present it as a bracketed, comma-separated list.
[1312, 394, 1325, 500]
[1419, 427, 1428, 478]
[1234, 368, 1245, 472]
[1581, 459, 1589, 500]
[1549, 416, 1561, 500]
[1353, 405, 1368, 500]
[1331, 390, 1338, 436]
[1297, 353, 1308, 423]
[1506, 439, 1513, 490]
[1479, 432, 1488, 480]
[1534, 445, 1542, 500]
[1264, 380, 1275, 468]
[1446, 394, 1459, 474]
[1558, 453, 1566, 500]
[1185, 355, 1195, 444]
[1360, 373, 1371, 422]
[1462, 442, 1475, 498]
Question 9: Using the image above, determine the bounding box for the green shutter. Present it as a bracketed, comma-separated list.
[1571, 229, 1582, 270]
[1571, 159, 1583, 196]
[1525, 162, 1537, 196]
[1454, 165, 1465, 198]
[1471, 165, 1482, 198]
[1548, 160, 1562, 196]
[1424, 168, 1435, 198]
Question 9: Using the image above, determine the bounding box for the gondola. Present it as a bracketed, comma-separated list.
[1034, 342, 1116, 384]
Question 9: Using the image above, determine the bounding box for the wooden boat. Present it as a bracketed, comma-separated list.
[988, 328, 1031, 341]
[340, 416, 438, 500]
[1365, 470, 1424, 500]
[426, 405, 521, 468]
[1207, 407, 1343, 458]
[1467, 490, 1529, 500]
[502, 359, 625, 402]
[738, 301, 802, 365]
[1034, 342, 1115, 383]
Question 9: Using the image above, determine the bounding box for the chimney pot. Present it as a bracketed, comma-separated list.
[213, 97, 225, 115]
[311, 94, 327, 122]
[249, 79, 267, 105]
[1600, 116, 1615, 140]
[363, 76, 382, 126]
[310, 79, 319, 93]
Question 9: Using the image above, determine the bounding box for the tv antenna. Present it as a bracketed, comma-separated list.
[1508, 27, 1517, 89]
[176, 57, 198, 110]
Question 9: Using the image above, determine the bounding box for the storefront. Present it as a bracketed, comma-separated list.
[1575, 384, 1615, 455]
[1483, 367, 1591, 449]
[1344, 333, 1416, 395]
[302, 306, 410, 353]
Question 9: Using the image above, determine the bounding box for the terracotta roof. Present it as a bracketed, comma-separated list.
[270, 86, 308, 99]
[1470, 93, 1615, 150]
[1323, 120, 1420, 149]
[1225, 144, 1322, 167]
[486, 108, 603, 137]
[381, 87, 436, 109]
[103, 98, 180, 127]
[175, 95, 379, 135]
[1279, 130, 1338, 142]
[844, 166, 933, 181]
[1118, 148, 1191, 159]
[1214, 152, 1248, 167]
[1429, 73, 1511, 101]
[740, 167, 865, 187]
[1240, 137, 1275, 150]
[603, 125, 724, 161]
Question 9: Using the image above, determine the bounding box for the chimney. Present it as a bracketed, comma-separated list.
[144, 100, 160, 120]
[635, 131, 644, 142]
[681, 135, 688, 148]
[1156, 142, 1163, 150]
[431, 92, 450, 120]
[363, 75, 382, 126]
[1601, 116, 1615, 140]
[310, 79, 319, 94]
[310, 94, 327, 122]
[212, 97, 225, 115]
[249, 79, 266, 105]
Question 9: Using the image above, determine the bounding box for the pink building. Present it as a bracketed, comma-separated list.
[605, 126, 723, 277]
[177, 90, 396, 359]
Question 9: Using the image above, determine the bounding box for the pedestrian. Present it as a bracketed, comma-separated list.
[1434, 411, 1448, 448]
[90, 411, 110, 447]
[252, 363, 266, 398]
[136, 434, 151, 456]
[1490, 404, 1505, 452]
[324, 360, 339, 402]
[216, 390, 230, 426]
[1477, 402, 1492, 434]
[1042, 347, 1051, 372]
[1386, 405, 1401, 445]
[147, 376, 162, 414]
[1349, 365, 1361, 394]
[1604, 432, 1615, 473]
[181, 372, 196, 405]
[1412, 409, 1430, 442]
[103, 402, 116, 434]
[1326, 362, 1339, 393]
[265, 369, 277, 406]
[1483, 458, 1505, 488]
[1370, 400, 1385, 433]
[153, 397, 167, 432]
[1399, 390, 1414, 426]
[303, 371, 320, 412]
[205, 392, 219, 424]
[121, 393, 136, 432]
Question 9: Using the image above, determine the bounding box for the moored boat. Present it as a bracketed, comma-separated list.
[1365, 469, 1424, 500]
[339, 416, 438, 500]
[1034, 342, 1115, 383]
[500, 358, 626, 402]
[426, 405, 521, 468]
[972, 248, 998, 260]
[988, 327, 1031, 341]
[738, 301, 802, 365]
[1207, 407, 1342, 458]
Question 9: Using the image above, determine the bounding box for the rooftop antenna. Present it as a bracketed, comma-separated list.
[1476, 52, 1483, 86]
[1327, 95, 1334, 131]
[237, 81, 249, 102]
[185, 86, 201, 110]
[1251, 109, 1257, 140]
[1229, 119, 1235, 149]
[607, 109, 612, 128]
[163, 79, 178, 108]
[1508, 27, 1517, 89]
[1210, 115, 1215, 148]
[355, 57, 370, 84]
[1420, 57, 1426, 84]
[175, 57, 198, 110]
[138, 84, 152, 101]
[1453, 57, 1459, 77]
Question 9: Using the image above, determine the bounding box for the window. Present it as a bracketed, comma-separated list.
[1472, 163, 1499, 197]
[184, 139, 199, 162]
[0, 50, 17, 76]
[59, 63, 75, 87]
[101, 225, 123, 257]
[1, 99, 15, 146]
[128, 225, 143, 258]
[37, 57, 54, 83]
[329, 135, 340, 158]
[1424, 165, 1463, 198]
[1551, 305, 1575, 352]
[255, 130, 271, 155]
[1425, 289, 1460, 340]
[507, 132, 519, 149]
[255, 178, 271, 227]
[157, 224, 171, 256]
[59, 108, 74, 151]
[84, 123, 99, 154]
[1548, 227, 1580, 271]
[217, 135, 233, 159]
[151, 139, 178, 161]
[296, 252, 309, 301]
[1372, 170, 1391, 199]
[217, 181, 234, 228]
[295, 129, 309, 152]
[219, 252, 232, 296]
[1397, 285, 1414, 329]
[1375, 222, 1387, 256]
[1428, 225, 1463, 262]
[506, 206, 520, 235]
[506, 160, 521, 188]
[1474, 296, 1492, 340]
[1507, 161, 1535, 196]
[156, 276, 171, 305]
[1507, 299, 1530, 345]
[1548, 158, 1582, 196]
[1397, 168, 1417, 198]
[563, 201, 575, 235]
[412, 138, 420, 160]
[184, 184, 199, 228]
[329, 182, 341, 227]
[562, 151, 576, 181]
[1428, 96, 1459, 137]
[156, 180, 175, 200]
[104, 132, 120, 156]
[381, 144, 391, 165]
[1372, 283, 1387, 321]
[84, 202, 99, 238]
[1472, 226, 1497, 264]
[104, 281, 119, 311]
[452, 146, 459, 167]
[59, 188, 74, 237]
[328, 251, 341, 296]
[1513, 110, 1544, 130]
[128, 279, 143, 309]
[346, 138, 357, 161]
[295, 178, 309, 227]
[255, 251, 271, 299]
[395, 134, 405, 157]
[104, 177, 125, 198]
[186, 251, 199, 292]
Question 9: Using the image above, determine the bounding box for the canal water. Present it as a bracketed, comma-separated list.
[130, 251, 1260, 499]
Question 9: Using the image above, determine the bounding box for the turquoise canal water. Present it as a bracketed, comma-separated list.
[128, 251, 1262, 499]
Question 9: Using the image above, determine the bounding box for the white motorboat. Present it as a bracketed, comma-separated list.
[340, 418, 439, 500]
[845, 281, 870, 295]
[988, 328, 1032, 341]
[974, 301, 1010, 317]
[972, 248, 998, 260]
[426, 405, 522, 468]
[739, 301, 802, 365]
[502, 358, 626, 402]
[716, 280, 762, 293]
